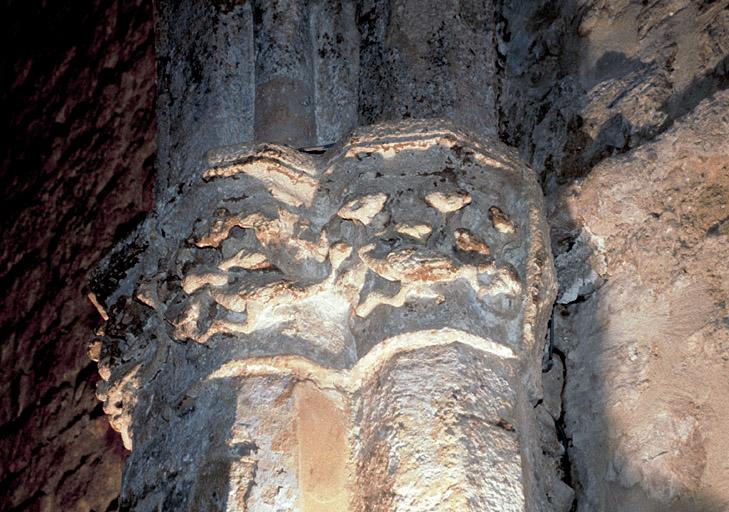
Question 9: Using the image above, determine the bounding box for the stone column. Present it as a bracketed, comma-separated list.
[90, 2, 557, 511]
[357, 0, 498, 136]
[252, 0, 316, 146]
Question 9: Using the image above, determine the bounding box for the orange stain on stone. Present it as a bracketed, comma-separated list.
[295, 382, 351, 512]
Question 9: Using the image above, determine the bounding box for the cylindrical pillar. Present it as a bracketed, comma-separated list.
[253, 0, 316, 146]
[357, 0, 498, 136]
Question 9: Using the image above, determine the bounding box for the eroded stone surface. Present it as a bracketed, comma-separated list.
[499, 0, 729, 183]
[93, 120, 558, 510]
[498, 3, 729, 509]
[549, 91, 729, 512]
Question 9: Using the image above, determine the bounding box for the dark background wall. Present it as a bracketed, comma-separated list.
[0, 1, 156, 510]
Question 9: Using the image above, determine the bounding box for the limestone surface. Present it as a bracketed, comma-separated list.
[549, 91, 729, 512]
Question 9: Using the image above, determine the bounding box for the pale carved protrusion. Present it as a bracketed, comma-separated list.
[195, 209, 329, 266]
[454, 228, 491, 256]
[204, 144, 319, 208]
[218, 249, 272, 271]
[337, 193, 388, 225]
[354, 243, 497, 317]
[394, 222, 432, 241]
[490, 205, 516, 234]
[424, 189, 472, 213]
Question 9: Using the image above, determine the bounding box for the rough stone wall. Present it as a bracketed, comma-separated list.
[499, 0, 729, 184]
[0, 1, 156, 510]
[550, 90, 729, 512]
[499, 1, 729, 510]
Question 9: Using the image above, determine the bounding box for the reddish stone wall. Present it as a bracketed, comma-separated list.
[0, 1, 156, 510]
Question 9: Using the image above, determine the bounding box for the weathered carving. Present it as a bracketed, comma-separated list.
[92, 120, 556, 511]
